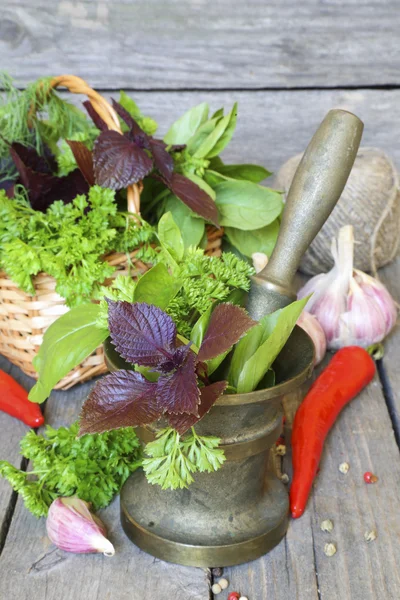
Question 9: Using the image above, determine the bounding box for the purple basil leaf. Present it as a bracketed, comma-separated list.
[79, 370, 161, 435]
[197, 303, 257, 362]
[0, 179, 15, 197]
[167, 380, 228, 434]
[93, 130, 153, 189]
[83, 100, 108, 131]
[66, 140, 95, 185]
[10, 146, 56, 201]
[108, 300, 176, 367]
[158, 344, 191, 374]
[10, 145, 89, 211]
[12, 142, 56, 174]
[149, 138, 174, 183]
[157, 350, 200, 416]
[169, 172, 219, 226]
[40, 169, 89, 208]
[111, 99, 148, 142]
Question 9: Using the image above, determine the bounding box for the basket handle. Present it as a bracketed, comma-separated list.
[49, 75, 141, 214]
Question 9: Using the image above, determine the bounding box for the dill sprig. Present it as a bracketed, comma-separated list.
[0, 73, 92, 178]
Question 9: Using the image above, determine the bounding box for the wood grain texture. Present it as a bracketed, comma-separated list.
[1, 0, 400, 89]
[0, 370, 210, 600]
[57, 88, 400, 174]
[0, 357, 37, 540]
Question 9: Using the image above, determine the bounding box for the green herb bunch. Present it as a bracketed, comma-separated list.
[143, 428, 226, 490]
[0, 186, 156, 306]
[0, 422, 141, 517]
[141, 102, 283, 258]
[0, 74, 92, 179]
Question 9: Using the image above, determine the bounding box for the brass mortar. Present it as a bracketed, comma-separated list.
[104, 326, 314, 567]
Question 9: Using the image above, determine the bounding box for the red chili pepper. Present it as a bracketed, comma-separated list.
[0, 370, 44, 427]
[290, 347, 375, 519]
[227, 593, 240, 600]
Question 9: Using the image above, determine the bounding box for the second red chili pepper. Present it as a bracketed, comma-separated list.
[0, 369, 44, 427]
[290, 346, 375, 519]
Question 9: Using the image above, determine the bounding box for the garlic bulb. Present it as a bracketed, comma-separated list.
[296, 311, 327, 365]
[298, 226, 397, 350]
[46, 497, 115, 556]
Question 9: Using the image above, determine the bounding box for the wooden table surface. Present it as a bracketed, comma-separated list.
[1, 2, 400, 598]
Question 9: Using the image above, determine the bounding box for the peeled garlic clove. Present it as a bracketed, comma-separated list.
[252, 252, 269, 274]
[46, 497, 115, 556]
[296, 311, 327, 365]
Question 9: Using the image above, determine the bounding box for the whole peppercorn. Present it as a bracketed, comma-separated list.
[364, 471, 378, 484]
[211, 567, 223, 578]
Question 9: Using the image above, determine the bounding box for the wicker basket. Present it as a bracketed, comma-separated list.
[0, 76, 222, 390]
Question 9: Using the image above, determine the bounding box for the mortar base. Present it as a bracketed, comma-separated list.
[120, 469, 289, 567]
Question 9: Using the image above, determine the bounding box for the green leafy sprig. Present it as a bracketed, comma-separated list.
[0, 422, 142, 517]
[0, 186, 157, 306]
[142, 427, 226, 490]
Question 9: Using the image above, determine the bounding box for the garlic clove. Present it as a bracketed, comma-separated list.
[252, 252, 269, 274]
[46, 497, 115, 556]
[355, 270, 397, 334]
[296, 311, 327, 365]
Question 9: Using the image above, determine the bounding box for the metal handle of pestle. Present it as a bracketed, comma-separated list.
[247, 109, 364, 320]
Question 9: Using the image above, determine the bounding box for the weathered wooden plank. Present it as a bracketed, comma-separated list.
[58, 89, 400, 174]
[0, 366, 210, 600]
[1, 0, 400, 89]
[0, 357, 37, 541]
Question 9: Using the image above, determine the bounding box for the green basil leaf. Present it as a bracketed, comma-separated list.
[235, 297, 309, 393]
[206, 103, 238, 158]
[29, 304, 108, 404]
[192, 115, 231, 159]
[204, 169, 231, 188]
[206, 349, 230, 376]
[134, 263, 181, 308]
[185, 172, 216, 201]
[211, 108, 224, 119]
[214, 163, 272, 183]
[225, 221, 280, 258]
[158, 212, 184, 261]
[164, 195, 205, 248]
[190, 306, 212, 348]
[186, 117, 220, 155]
[258, 369, 275, 389]
[215, 181, 282, 230]
[164, 102, 209, 145]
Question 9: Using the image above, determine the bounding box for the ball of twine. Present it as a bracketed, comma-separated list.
[274, 147, 400, 275]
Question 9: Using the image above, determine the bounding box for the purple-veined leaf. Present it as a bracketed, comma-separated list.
[157, 350, 200, 416]
[83, 100, 108, 131]
[158, 344, 191, 374]
[11, 142, 56, 174]
[197, 303, 257, 362]
[93, 130, 153, 189]
[167, 380, 227, 434]
[10, 146, 89, 211]
[79, 370, 160, 435]
[66, 140, 95, 186]
[149, 138, 174, 183]
[111, 99, 146, 141]
[107, 300, 176, 367]
[169, 172, 219, 225]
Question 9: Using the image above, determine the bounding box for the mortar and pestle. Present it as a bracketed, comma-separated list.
[105, 109, 364, 567]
